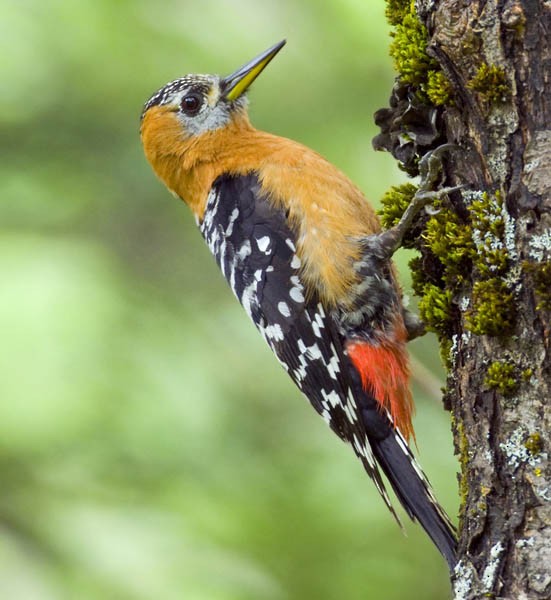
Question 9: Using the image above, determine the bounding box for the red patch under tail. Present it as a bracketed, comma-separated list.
[346, 322, 414, 441]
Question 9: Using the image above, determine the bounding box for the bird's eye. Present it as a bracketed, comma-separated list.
[181, 93, 203, 116]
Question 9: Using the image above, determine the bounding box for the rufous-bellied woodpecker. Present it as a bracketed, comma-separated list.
[140, 40, 457, 569]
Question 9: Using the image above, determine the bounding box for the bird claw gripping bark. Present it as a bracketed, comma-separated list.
[402, 309, 426, 341]
[379, 144, 466, 258]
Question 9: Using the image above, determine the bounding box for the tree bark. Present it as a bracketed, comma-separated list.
[377, 1, 551, 598]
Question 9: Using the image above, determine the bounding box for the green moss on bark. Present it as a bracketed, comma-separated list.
[468, 64, 510, 104]
[484, 361, 518, 395]
[385, 0, 454, 106]
[465, 279, 515, 336]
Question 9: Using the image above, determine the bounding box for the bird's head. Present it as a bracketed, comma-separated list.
[140, 40, 285, 214]
[141, 40, 285, 140]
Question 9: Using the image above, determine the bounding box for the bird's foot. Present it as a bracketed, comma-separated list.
[378, 145, 466, 257]
[403, 309, 426, 341]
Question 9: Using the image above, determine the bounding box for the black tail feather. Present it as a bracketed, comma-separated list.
[370, 430, 457, 570]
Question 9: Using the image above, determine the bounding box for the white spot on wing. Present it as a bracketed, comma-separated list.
[321, 410, 332, 426]
[343, 401, 357, 423]
[240, 281, 257, 319]
[297, 339, 322, 360]
[312, 322, 322, 338]
[321, 388, 341, 408]
[256, 235, 271, 253]
[237, 240, 251, 260]
[327, 355, 340, 380]
[278, 301, 291, 317]
[292, 337, 325, 383]
[291, 254, 301, 269]
[347, 391, 357, 409]
[263, 324, 284, 341]
[225, 208, 240, 236]
[290, 286, 304, 303]
[312, 312, 325, 338]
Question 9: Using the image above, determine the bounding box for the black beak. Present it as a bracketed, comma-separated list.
[221, 40, 286, 101]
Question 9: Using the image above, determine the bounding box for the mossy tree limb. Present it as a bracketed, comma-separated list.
[378, 1, 551, 598]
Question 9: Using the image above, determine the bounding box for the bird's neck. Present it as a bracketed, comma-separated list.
[143, 110, 282, 217]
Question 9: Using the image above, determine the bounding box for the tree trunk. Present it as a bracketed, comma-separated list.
[376, 1, 551, 598]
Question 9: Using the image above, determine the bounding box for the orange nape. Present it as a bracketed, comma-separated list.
[346, 334, 414, 441]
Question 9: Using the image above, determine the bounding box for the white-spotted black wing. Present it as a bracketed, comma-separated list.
[199, 173, 395, 510]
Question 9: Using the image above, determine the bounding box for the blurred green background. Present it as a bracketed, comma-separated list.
[1, 1, 457, 598]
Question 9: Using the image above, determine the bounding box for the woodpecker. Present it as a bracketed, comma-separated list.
[140, 40, 457, 568]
